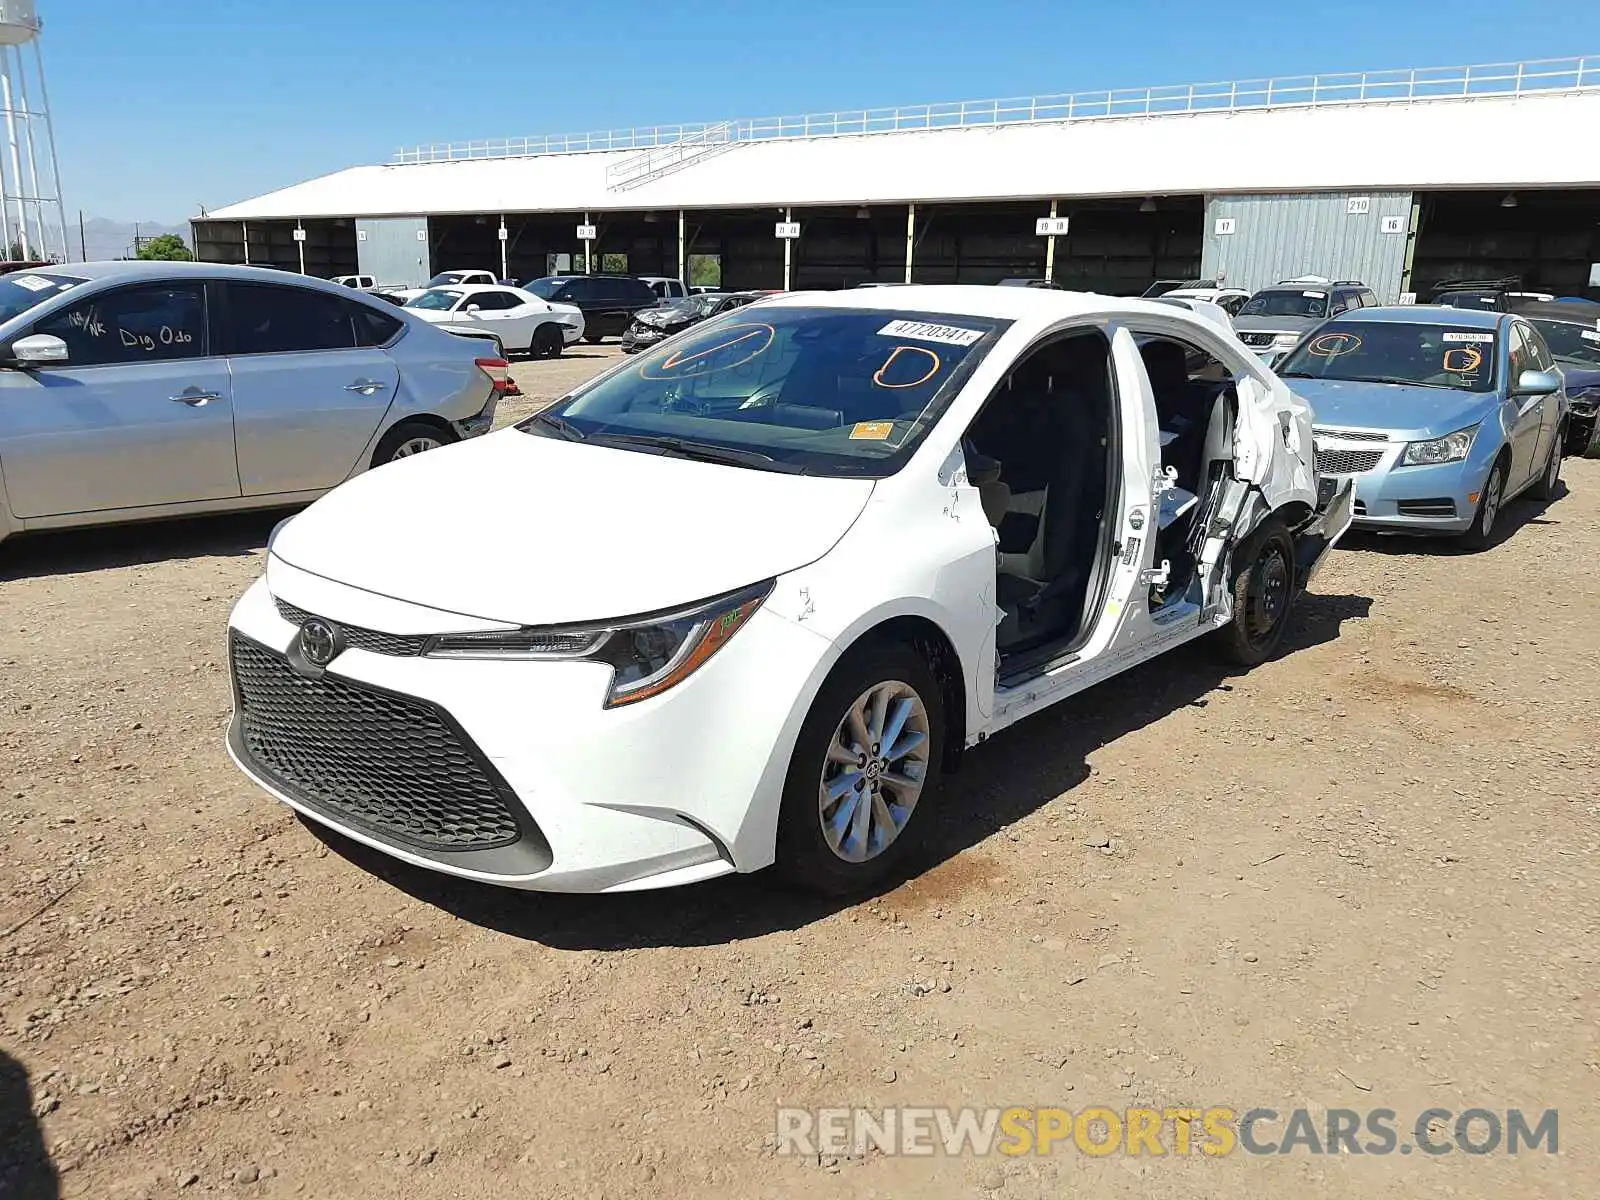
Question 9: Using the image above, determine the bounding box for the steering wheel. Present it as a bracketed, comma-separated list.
[661, 391, 709, 416]
[737, 380, 785, 411]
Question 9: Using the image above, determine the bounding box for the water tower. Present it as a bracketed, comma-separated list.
[0, 0, 66, 262]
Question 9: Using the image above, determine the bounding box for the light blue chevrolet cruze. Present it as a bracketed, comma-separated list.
[1274, 306, 1569, 550]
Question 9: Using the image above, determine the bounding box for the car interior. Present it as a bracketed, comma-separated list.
[963, 328, 1240, 674]
[961, 330, 1115, 668]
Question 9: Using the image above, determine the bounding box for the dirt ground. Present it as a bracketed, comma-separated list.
[1, 345, 1596, 1199]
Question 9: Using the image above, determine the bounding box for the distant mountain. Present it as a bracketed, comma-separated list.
[75, 217, 190, 262]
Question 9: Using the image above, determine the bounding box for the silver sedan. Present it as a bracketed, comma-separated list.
[0, 261, 505, 548]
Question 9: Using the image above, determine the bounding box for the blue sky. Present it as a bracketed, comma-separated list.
[43, 0, 1600, 222]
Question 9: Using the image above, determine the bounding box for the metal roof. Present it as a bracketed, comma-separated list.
[204, 58, 1600, 223]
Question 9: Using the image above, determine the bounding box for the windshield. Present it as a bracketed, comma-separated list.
[424, 272, 471, 288]
[1239, 289, 1328, 319]
[524, 278, 566, 300]
[1529, 318, 1600, 366]
[1277, 322, 1500, 393]
[0, 272, 85, 325]
[520, 307, 1006, 477]
[406, 289, 463, 311]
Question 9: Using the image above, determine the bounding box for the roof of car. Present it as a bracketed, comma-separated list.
[20, 261, 386, 296]
[1511, 299, 1600, 325]
[1329, 304, 1505, 328]
[756, 284, 1244, 334]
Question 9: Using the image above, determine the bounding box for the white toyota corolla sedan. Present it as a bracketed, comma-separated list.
[226, 286, 1352, 895]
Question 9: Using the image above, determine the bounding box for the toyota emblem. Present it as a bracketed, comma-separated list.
[298, 618, 341, 667]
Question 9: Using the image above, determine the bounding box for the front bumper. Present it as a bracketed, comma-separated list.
[621, 325, 667, 354]
[225, 571, 832, 892]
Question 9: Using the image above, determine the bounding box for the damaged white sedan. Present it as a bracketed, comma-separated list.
[226, 287, 1353, 895]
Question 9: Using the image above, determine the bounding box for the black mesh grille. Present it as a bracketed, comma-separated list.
[1314, 448, 1384, 476]
[274, 597, 428, 657]
[230, 633, 522, 851]
[1239, 332, 1278, 348]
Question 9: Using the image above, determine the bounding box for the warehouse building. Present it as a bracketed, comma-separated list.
[192, 56, 1600, 301]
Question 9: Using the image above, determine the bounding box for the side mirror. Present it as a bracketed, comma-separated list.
[465, 304, 482, 313]
[9, 332, 68, 368]
[1514, 368, 1560, 398]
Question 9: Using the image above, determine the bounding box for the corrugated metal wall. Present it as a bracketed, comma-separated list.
[356, 217, 430, 288]
[1201, 192, 1414, 302]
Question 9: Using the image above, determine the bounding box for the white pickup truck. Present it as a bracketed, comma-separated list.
[387, 270, 500, 304]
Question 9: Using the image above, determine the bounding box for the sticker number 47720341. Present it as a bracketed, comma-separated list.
[877, 320, 984, 347]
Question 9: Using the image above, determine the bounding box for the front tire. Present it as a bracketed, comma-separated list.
[774, 641, 944, 895]
[583, 333, 604, 345]
[372, 420, 456, 467]
[1214, 516, 1296, 667]
[1458, 458, 1506, 551]
[1582, 419, 1600, 460]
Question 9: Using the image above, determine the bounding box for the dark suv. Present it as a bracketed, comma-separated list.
[524, 275, 659, 343]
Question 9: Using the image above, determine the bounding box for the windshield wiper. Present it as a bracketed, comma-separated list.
[586, 431, 802, 472]
[1357, 376, 1455, 390]
[524, 409, 585, 440]
[1277, 370, 1316, 378]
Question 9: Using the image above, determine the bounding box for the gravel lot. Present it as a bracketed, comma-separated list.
[2, 344, 1596, 1199]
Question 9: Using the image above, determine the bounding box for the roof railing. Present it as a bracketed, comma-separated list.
[390, 55, 1599, 165]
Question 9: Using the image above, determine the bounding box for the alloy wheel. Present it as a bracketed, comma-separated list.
[392, 436, 444, 460]
[817, 681, 930, 864]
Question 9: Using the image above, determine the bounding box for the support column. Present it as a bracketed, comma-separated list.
[241, 221, 250, 266]
[904, 203, 915, 284]
[498, 214, 508, 280]
[583, 211, 592, 273]
[1044, 199, 1059, 283]
[295, 220, 306, 274]
[783, 207, 792, 291]
[677, 209, 686, 285]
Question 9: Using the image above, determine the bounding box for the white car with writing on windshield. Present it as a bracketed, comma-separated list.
[404, 284, 585, 358]
[227, 286, 1352, 895]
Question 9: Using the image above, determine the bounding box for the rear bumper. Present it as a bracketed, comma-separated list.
[452, 395, 498, 440]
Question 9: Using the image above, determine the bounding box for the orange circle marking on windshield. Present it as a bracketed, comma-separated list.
[1443, 347, 1483, 373]
[1308, 332, 1362, 358]
[873, 345, 942, 389]
[641, 323, 775, 378]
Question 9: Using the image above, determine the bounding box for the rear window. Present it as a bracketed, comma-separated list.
[523, 307, 1008, 477]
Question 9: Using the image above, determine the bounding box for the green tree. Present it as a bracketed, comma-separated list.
[136, 234, 193, 262]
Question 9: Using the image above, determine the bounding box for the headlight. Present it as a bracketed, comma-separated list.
[423, 580, 773, 708]
[1401, 424, 1479, 466]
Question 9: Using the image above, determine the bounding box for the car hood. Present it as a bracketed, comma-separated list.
[268, 429, 876, 626]
[1234, 315, 1321, 335]
[1287, 377, 1494, 439]
[1558, 364, 1600, 394]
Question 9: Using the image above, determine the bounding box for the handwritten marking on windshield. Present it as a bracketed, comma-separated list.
[1308, 332, 1362, 358]
[873, 345, 941, 389]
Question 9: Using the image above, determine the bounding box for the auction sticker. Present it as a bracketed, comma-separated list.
[1442, 332, 1495, 343]
[13, 275, 53, 292]
[850, 421, 895, 440]
[877, 319, 984, 347]
[1581, 330, 1600, 344]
